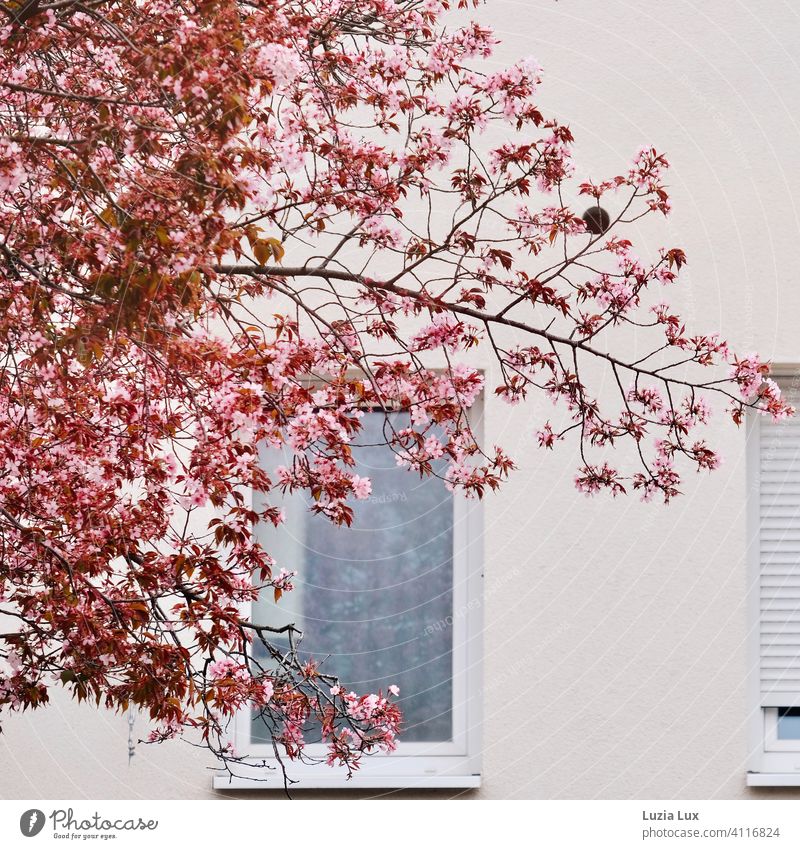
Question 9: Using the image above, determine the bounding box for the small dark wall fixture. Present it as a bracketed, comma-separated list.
[582, 205, 611, 235]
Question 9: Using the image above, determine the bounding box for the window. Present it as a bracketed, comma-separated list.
[746, 373, 800, 785]
[764, 707, 800, 752]
[213, 409, 483, 789]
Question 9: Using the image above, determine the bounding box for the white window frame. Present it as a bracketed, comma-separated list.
[746, 369, 800, 785]
[213, 405, 484, 790]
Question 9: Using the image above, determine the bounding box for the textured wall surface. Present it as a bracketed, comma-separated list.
[2, 0, 800, 800]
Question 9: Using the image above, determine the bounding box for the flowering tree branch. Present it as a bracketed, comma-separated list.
[0, 0, 790, 785]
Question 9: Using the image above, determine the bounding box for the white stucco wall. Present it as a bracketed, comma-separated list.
[2, 0, 799, 800]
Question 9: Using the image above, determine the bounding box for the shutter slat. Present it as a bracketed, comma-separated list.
[760, 559, 800, 568]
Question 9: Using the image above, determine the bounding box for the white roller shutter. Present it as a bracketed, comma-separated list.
[758, 379, 800, 706]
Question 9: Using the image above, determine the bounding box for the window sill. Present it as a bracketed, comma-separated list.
[747, 772, 800, 787]
[212, 773, 481, 790]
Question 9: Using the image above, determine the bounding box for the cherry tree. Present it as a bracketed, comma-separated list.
[0, 0, 791, 785]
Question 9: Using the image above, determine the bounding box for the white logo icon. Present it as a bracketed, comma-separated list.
[19, 808, 46, 837]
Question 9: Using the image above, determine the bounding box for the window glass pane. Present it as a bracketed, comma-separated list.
[777, 707, 800, 739]
[251, 411, 454, 745]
